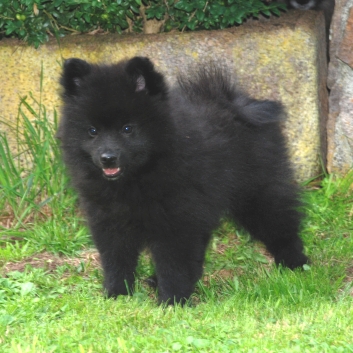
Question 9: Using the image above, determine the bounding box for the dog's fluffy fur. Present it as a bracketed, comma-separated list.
[58, 57, 308, 304]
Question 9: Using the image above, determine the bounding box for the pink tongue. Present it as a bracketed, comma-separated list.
[103, 168, 120, 176]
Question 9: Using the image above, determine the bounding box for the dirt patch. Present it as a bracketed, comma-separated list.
[0, 206, 20, 230]
[346, 266, 353, 280]
[203, 268, 237, 285]
[0, 204, 56, 230]
[1, 249, 101, 275]
[344, 266, 353, 296]
[1, 237, 276, 286]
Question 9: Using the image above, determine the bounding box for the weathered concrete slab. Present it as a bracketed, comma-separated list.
[327, 0, 353, 175]
[0, 11, 328, 182]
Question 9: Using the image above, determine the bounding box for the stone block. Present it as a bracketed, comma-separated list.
[327, 0, 353, 174]
[0, 11, 328, 182]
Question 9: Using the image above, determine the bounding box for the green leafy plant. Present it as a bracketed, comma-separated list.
[0, 0, 286, 47]
[170, 0, 284, 31]
[0, 93, 67, 228]
[0, 68, 90, 255]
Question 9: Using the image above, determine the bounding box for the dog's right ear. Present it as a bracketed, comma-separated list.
[125, 56, 167, 96]
[60, 58, 91, 96]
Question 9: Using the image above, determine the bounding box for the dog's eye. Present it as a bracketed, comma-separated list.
[122, 125, 133, 134]
[88, 127, 97, 137]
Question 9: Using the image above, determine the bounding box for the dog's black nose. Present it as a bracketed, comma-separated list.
[100, 153, 117, 165]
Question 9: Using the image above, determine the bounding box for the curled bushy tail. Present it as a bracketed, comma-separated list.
[178, 64, 236, 102]
[178, 63, 284, 126]
[234, 96, 285, 126]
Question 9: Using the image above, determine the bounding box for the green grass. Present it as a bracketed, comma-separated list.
[0, 93, 90, 257]
[0, 97, 352, 353]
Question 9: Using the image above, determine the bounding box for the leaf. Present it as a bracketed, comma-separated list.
[83, 13, 91, 23]
[186, 336, 194, 344]
[187, 18, 197, 30]
[192, 339, 210, 348]
[303, 264, 311, 271]
[195, 0, 207, 10]
[172, 342, 182, 351]
[130, 5, 139, 14]
[0, 315, 15, 326]
[174, 1, 195, 12]
[196, 9, 205, 21]
[20, 282, 36, 296]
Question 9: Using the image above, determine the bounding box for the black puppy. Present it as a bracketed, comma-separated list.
[58, 57, 308, 304]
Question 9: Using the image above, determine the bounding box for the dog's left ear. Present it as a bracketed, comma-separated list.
[61, 58, 91, 97]
[125, 57, 166, 95]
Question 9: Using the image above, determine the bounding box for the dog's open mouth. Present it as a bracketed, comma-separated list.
[102, 168, 122, 180]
